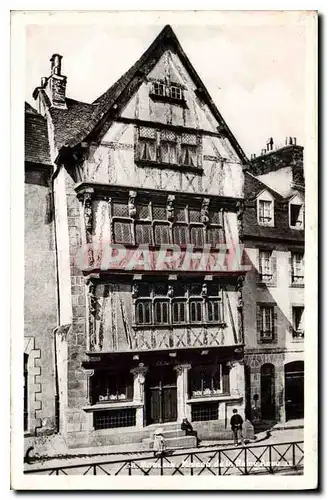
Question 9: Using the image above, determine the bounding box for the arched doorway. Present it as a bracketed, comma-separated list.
[261, 363, 276, 420]
[285, 361, 304, 421]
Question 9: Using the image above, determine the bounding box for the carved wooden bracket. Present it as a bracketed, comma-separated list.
[77, 188, 94, 247]
[167, 194, 175, 221]
[201, 197, 210, 225]
[236, 200, 245, 237]
[128, 190, 137, 219]
[132, 283, 139, 299]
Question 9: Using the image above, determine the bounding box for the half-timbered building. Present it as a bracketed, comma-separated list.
[31, 25, 249, 448]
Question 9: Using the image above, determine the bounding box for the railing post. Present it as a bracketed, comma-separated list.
[269, 444, 273, 473]
[93, 464, 97, 475]
[160, 454, 164, 476]
[244, 447, 248, 475]
[218, 451, 221, 476]
[292, 443, 296, 469]
[190, 452, 194, 476]
[128, 460, 132, 476]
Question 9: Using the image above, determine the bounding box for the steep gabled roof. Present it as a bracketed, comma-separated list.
[55, 25, 248, 164]
[49, 96, 97, 149]
[25, 102, 52, 166]
[244, 171, 284, 202]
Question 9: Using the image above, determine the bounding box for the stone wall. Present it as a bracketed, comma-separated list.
[24, 168, 58, 434]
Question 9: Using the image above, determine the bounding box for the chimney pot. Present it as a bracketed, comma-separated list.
[261, 149, 266, 155]
[266, 137, 274, 151]
[293, 137, 297, 145]
[41, 77, 47, 87]
[50, 54, 63, 76]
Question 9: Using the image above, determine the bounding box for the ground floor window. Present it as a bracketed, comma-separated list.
[92, 371, 133, 404]
[189, 365, 222, 397]
[94, 409, 136, 430]
[191, 402, 218, 422]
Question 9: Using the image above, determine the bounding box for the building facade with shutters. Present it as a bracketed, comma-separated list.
[243, 139, 305, 424]
[29, 25, 249, 448]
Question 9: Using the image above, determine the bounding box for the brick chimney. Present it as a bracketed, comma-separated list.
[33, 53, 67, 111]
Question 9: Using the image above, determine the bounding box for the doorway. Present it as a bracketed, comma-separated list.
[146, 366, 177, 425]
[261, 363, 276, 420]
[285, 361, 304, 420]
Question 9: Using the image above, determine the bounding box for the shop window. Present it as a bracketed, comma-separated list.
[92, 371, 133, 404]
[189, 365, 222, 397]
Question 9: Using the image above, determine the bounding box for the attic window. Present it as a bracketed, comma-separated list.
[170, 86, 183, 100]
[150, 81, 185, 104]
[257, 199, 274, 227]
[290, 203, 304, 229]
[153, 82, 165, 97]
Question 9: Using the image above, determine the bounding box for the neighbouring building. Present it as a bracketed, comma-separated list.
[29, 25, 249, 449]
[24, 102, 58, 436]
[243, 138, 305, 424]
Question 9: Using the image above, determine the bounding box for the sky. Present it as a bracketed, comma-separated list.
[25, 13, 307, 157]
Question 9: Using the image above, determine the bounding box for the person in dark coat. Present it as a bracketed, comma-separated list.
[230, 409, 245, 446]
[181, 418, 199, 446]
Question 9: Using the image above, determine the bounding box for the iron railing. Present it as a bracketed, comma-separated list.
[24, 440, 303, 476]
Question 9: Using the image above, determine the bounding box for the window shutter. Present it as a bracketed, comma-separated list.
[289, 253, 293, 285]
[222, 364, 230, 394]
[273, 307, 278, 343]
[256, 305, 262, 343]
[256, 250, 261, 284]
[272, 251, 277, 286]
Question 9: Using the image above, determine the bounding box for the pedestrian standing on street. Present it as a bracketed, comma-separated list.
[230, 409, 245, 446]
[153, 428, 167, 456]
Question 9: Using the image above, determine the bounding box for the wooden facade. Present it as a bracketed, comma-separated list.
[32, 26, 248, 447]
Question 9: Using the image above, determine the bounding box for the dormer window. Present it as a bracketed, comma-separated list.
[290, 203, 304, 229]
[258, 200, 272, 224]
